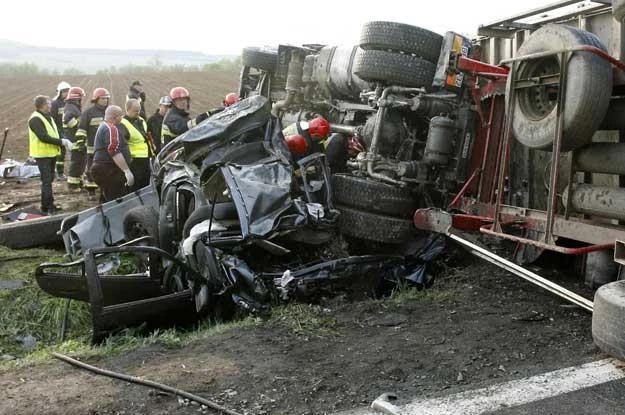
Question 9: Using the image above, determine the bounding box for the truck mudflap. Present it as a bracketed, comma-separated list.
[36, 240, 197, 342]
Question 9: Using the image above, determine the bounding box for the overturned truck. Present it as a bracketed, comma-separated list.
[36, 0, 625, 359]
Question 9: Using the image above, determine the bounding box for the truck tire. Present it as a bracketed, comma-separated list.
[241, 47, 277, 72]
[359, 21, 443, 64]
[123, 206, 159, 246]
[614, 0, 625, 22]
[353, 49, 436, 88]
[336, 205, 413, 244]
[592, 280, 625, 360]
[331, 174, 416, 217]
[507, 24, 612, 152]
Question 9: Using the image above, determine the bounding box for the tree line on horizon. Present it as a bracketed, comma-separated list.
[0, 57, 241, 77]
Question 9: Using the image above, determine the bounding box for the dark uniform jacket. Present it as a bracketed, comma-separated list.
[62, 101, 82, 141]
[146, 110, 164, 152]
[76, 104, 106, 154]
[50, 97, 66, 134]
[162, 106, 192, 144]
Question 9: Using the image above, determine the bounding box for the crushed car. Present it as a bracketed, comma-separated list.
[36, 94, 446, 341]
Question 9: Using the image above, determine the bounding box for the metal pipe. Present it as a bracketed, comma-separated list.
[367, 86, 424, 186]
[448, 232, 594, 312]
[563, 184, 625, 222]
[574, 143, 625, 175]
[329, 124, 357, 135]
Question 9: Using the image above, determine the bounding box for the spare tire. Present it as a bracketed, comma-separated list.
[353, 49, 436, 88]
[241, 47, 278, 72]
[336, 205, 413, 244]
[614, 0, 625, 22]
[507, 24, 612, 152]
[332, 174, 416, 217]
[592, 280, 625, 360]
[359, 21, 443, 63]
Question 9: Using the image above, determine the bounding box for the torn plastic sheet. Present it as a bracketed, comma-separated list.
[0, 159, 40, 178]
[390, 233, 447, 286]
[222, 160, 306, 238]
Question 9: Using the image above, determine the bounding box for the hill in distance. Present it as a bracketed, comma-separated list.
[0, 39, 237, 74]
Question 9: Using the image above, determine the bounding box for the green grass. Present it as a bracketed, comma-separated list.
[0, 243, 450, 369]
[0, 246, 92, 359]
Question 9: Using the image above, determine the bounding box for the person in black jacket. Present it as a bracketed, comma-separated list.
[51, 81, 71, 179]
[63, 87, 85, 190]
[127, 80, 146, 119]
[146, 95, 171, 154]
[161, 86, 209, 145]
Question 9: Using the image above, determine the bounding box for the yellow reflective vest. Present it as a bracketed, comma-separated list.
[28, 111, 60, 158]
[121, 117, 149, 158]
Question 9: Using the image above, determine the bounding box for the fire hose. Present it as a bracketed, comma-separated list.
[52, 352, 243, 415]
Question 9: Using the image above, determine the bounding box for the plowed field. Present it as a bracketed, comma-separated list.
[0, 70, 239, 160]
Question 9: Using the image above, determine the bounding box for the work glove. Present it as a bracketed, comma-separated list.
[123, 169, 135, 188]
[61, 138, 73, 152]
[195, 112, 210, 124]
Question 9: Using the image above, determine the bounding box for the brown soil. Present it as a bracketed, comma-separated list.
[0, 251, 602, 415]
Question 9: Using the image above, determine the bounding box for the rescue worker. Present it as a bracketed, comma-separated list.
[90, 105, 134, 202]
[146, 95, 171, 154]
[64, 87, 86, 190]
[120, 98, 151, 191]
[76, 87, 109, 193]
[126, 80, 146, 119]
[51, 81, 71, 180]
[205, 92, 241, 117]
[161, 86, 209, 145]
[28, 95, 72, 214]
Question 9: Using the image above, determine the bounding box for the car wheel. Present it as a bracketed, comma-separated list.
[336, 204, 413, 244]
[123, 206, 159, 246]
[331, 174, 416, 218]
[507, 24, 612, 152]
[353, 49, 436, 88]
[592, 280, 625, 360]
[359, 21, 443, 63]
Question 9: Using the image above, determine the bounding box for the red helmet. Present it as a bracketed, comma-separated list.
[285, 134, 309, 155]
[170, 86, 190, 100]
[308, 116, 330, 139]
[223, 92, 240, 107]
[91, 87, 111, 102]
[67, 87, 85, 101]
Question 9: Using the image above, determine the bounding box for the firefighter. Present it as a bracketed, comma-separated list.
[120, 98, 151, 191]
[146, 95, 171, 154]
[126, 80, 146, 119]
[64, 87, 86, 189]
[75, 87, 109, 193]
[90, 105, 134, 202]
[161, 86, 209, 145]
[204, 92, 241, 118]
[51, 81, 71, 180]
[28, 95, 72, 214]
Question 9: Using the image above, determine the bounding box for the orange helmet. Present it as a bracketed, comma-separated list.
[223, 92, 240, 107]
[170, 86, 190, 101]
[67, 87, 85, 101]
[91, 87, 111, 102]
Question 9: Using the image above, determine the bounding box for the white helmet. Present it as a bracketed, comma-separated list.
[56, 81, 71, 92]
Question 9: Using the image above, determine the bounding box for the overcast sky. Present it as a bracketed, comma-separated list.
[1, 0, 602, 55]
